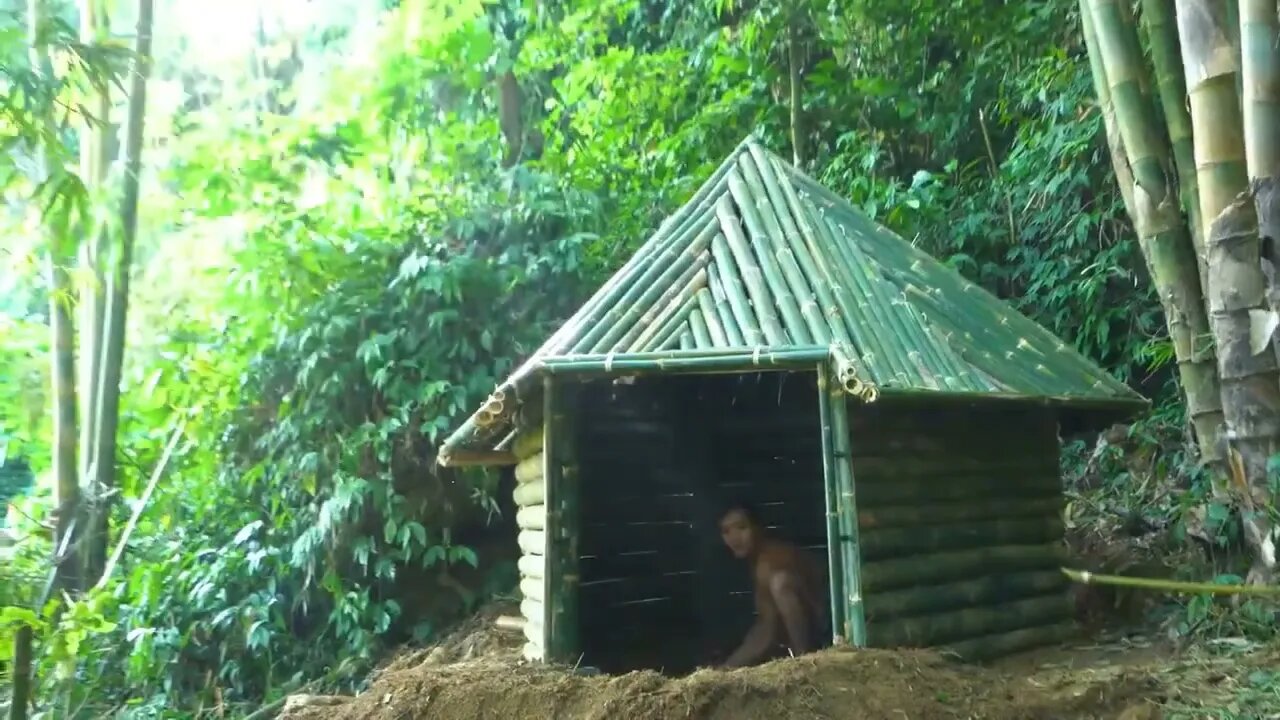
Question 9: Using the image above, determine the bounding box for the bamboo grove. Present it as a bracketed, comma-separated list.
[1079, 0, 1280, 582]
[9, 1, 156, 718]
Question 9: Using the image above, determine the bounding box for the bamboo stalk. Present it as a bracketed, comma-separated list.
[513, 429, 544, 460]
[1063, 567, 1280, 595]
[1141, 0, 1205, 261]
[706, 273, 747, 346]
[822, 213, 948, 389]
[860, 517, 1065, 562]
[861, 544, 1065, 592]
[864, 569, 1067, 621]
[518, 530, 546, 556]
[516, 505, 545, 531]
[857, 498, 1062, 529]
[803, 204, 917, 386]
[855, 474, 1059, 507]
[539, 346, 836, 376]
[1085, 0, 1225, 469]
[762, 154, 862, 354]
[495, 615, 527, 631]
[710, 234, 766, 344]
[1179, 0, 1280, 561]
[789, 167, 1138, 397]
[716, 193, 788, 344]
[746, 149, 841, 344]
[816, 367, 847, 644]
[942, 621, 1079, 662]
[677, 329, 694, 350]
[584, 219, 716, 353]
[628, 271, 707, 352]
[1241, 0, 1280, 179]
[830, 391, 866, 646]
[514, 453, 544, 483]
[688, 308, 713, 348]
[728, 164, 812, 343]
[870, 593, 1072, 648]
[736, 153, 827, 343]
[444, 449, 517, 467]
[519, 577, 544, 602]
[514, 479, 544, 508]
[518, 554, 544, 579]
[696, 286, 727, 345]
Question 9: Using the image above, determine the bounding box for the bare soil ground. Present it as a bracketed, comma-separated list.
[280, 600, 1260, 720]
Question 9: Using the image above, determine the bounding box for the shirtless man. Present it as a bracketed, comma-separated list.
[717, 503, 827, 668]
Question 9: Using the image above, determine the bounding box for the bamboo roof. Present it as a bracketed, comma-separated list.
[438, 135, 1147, 464]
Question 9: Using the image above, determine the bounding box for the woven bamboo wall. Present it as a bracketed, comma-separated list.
[850, 399, 1075, 660]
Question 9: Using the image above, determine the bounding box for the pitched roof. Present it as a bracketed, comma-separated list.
[438, 135, 1147, 463]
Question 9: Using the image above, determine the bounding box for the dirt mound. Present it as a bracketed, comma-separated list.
[281, 645, 1150, 720]
[368, 599, 522, 681]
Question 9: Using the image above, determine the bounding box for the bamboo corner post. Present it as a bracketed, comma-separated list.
[542, 375, 581, 663]
[816, 364, 847, 645]
[829, 371, 867, 648]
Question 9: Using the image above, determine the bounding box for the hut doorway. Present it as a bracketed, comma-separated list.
[573, 370, 829, 675]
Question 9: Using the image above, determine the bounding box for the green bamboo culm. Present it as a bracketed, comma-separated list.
[1083, 0, 1225, 473]
[1063, 568, 1280, 595]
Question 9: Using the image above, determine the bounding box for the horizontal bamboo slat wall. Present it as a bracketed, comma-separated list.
[512, 424, 547, 662]
[850, 400, 1074, 660]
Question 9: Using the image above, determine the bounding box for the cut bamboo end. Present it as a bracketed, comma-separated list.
[514, 453, 544, 484]
[495, 615, 526, 632]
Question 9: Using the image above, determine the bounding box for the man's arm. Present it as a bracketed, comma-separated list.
[769, 571, 813, 654]
[722, 615, 776, 668]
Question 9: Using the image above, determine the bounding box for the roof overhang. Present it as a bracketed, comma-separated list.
[435, 344, 1149, 467]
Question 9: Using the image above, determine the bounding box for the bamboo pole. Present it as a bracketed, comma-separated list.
[513, 428, 544, 460]
[585, 221, 715, 353]
[520, 577, 544, 602]
[943, 621, 1079, 662]
[716, 193, 788, 344]
[1085, 0, 1225, 472]
[1141, 0, 1204, 260]
[514, 453, 543, 483]
[1062, 567, 1280, 595]
[1241, 0, 1280, 179]
[514, 479, 544, 508]
[695, 288, 731, 346]
[688, 308, 713, 348]
[864, 569, 1067, 621]
[870, 593, 1072, 648]
[627, 271, 708, 352]
[816, 366, 847, 644]
[706, 273, 747, 346]
[516, 505, 545, 531]
[788, 165, 1138, 398]
[857, 497, 1062, 529]
[861, 544, 1065, 592]
[518, 554, 544, 579]
[860, 517, 1064, 562]
[539, 346, 837, 376]
[710, 234, 765, 344]
[829, 389, 866, 646]
[855, 475, 1059, 506]
[1179, 0, 1280, 573]
[735, 154, 826, 343]
[803, 202, 916, 384]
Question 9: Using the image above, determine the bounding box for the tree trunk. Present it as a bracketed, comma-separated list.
[1083, 0, 1225, 475]
[76, 0, 110, 523]
[82, 0, 155, 587]
[1177, 0, 1280, 582]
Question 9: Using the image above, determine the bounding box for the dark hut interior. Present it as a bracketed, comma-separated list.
[574, 370, 828, 674]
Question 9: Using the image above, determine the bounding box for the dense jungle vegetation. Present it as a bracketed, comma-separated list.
[3, 0, 1279, 717]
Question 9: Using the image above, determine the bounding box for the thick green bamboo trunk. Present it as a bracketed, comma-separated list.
[1177, 0, 1280, 581]
[83, 0, 155, 586]
[1082, 0, 1225, 474]
[77, 0, 110, 485]
[1141, 0, 1205, 270]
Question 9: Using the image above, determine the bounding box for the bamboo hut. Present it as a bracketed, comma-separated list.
[437, 135, 1149, 673]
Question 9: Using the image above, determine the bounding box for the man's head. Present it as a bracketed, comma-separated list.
[719, 502, 764, 559]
